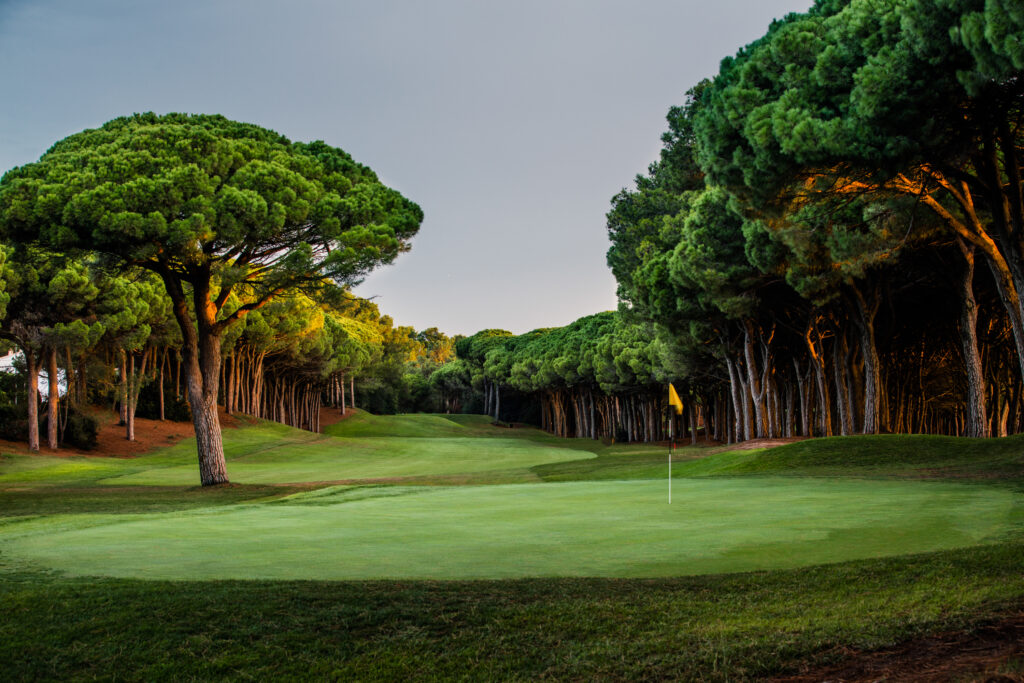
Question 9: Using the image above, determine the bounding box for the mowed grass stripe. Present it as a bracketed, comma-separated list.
[97, 436, 587, 485]
[5, 477, 1019, 580]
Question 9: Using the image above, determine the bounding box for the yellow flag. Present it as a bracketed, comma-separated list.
[668, 383, 683, 415]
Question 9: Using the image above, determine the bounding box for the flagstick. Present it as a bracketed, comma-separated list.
[668, 407, 673, 505]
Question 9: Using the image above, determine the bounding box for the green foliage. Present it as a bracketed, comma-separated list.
[454, 313, 665, 399]
[134, 382, 191, 422]
[0, 401, 97, 450]
[0, 113, 423, 295]
[0, 365, 24, 405]
[0, 402, 28, 441]
[61, 409, 98, 451]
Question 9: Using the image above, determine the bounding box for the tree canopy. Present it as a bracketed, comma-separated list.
[0, 113, 422, 484]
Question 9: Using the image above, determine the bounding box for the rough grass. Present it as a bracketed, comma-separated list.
[1, 413, 1023, 680]
[2, 544, 1023, 681]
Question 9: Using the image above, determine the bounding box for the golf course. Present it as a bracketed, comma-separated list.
[3, 0, 1024, 678]
[2, 411, 1024, 679]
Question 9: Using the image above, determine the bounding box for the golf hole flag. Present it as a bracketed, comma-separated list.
[668, 383, 683, 415]
[667, 383, 682, 504]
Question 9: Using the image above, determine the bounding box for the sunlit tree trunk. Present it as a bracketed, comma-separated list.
[163, 271, 228, 486]
[26, 349, 40, 452]
[46, 346, 59, 450]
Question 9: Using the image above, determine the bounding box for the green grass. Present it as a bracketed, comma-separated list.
[0, 415, 594, 488]
[726, 432, 1024, 479]
[4, 477, 1020, 580]
[2, 545, 1023, 680]
[2, 412, 1023, 679]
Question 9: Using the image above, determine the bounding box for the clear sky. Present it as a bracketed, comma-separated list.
[0, 0, 810, 335]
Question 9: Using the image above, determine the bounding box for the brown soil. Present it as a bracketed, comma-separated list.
[730, 436, 806, 450]
[775, 613, 1024, 682]
[318, 405, 358, 431]
[659, 437, 806, 451]
[0, 405, 353, 458]
[0, 407, 242, 458]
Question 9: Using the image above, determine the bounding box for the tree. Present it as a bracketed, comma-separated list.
[0, 249, 104, 450]
[694, 0, 1024, 388]
[0, 113, 422, 484]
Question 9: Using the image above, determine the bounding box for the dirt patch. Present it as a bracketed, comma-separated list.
[726, 437, 806, 451]
[318, 406, 358, 431]
[775, 613, 1024, 682]
[0, 407, 242, 458]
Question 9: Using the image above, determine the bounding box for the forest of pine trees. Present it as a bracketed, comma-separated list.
[1, 0, 1022, 468]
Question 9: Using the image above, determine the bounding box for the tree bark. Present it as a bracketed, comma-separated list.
[832, 334, 852, 436]
[162, 270, 229, 486]
[26, 348, 40, 452]
[125, 349, 149, 442]
[957, 238, 989, 437]
[743, 322, 767, 438]
[339, 373, 346, 415]
[849, 284, 882, 434]
[158, 348, 166, 421]
[125, 352, 136, 442]
[64, 346, 76, 406]
[46, 346, 59, 450]
[805, 317, 832, 437]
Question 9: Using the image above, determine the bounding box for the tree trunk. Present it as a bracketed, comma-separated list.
[46, 346, 59, 450]
[689, 399, 697, 445]
[225, 350, 235, 415]
[725, 357, 745, 442]
[125, 352, 136, 442]
[163, 272, 229, 486]
[794, 358, 808, 437]
[957, 238, 989, 437]
[339, 373, 346, 415]
[76, 352, 88, 407]
[125, 349, 149, 442]
[158, 348, 166, 421]
[743, 323, 767, 438]
[64, 346, 76, 406]
[832, 334, 852, 436]
[806, 317, 832, 437]
[849, 285, 882, 435]
[26, 348, 40, 452]
[118, 348, 128, 427]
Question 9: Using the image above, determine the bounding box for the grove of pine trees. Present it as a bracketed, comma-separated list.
[1, 0, 1022, 473]
[432, 0, 1024, 444]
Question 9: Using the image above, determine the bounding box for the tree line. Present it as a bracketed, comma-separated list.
[0, 243, 460, 448]
[434, 0, 1024, 444]
[602, 0, 1024, 442]
[2, 0, 1021, 477]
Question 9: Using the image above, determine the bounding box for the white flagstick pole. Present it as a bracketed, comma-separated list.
[668, 402, 673, 505]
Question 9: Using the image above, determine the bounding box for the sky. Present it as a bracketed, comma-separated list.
[0, 0, 810, 335]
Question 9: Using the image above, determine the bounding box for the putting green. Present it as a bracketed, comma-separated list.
[4, 477, 1019, 580]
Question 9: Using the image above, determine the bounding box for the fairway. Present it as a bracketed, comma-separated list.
[0, 416, 590, 487]
[4, 476, 1020, 580]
